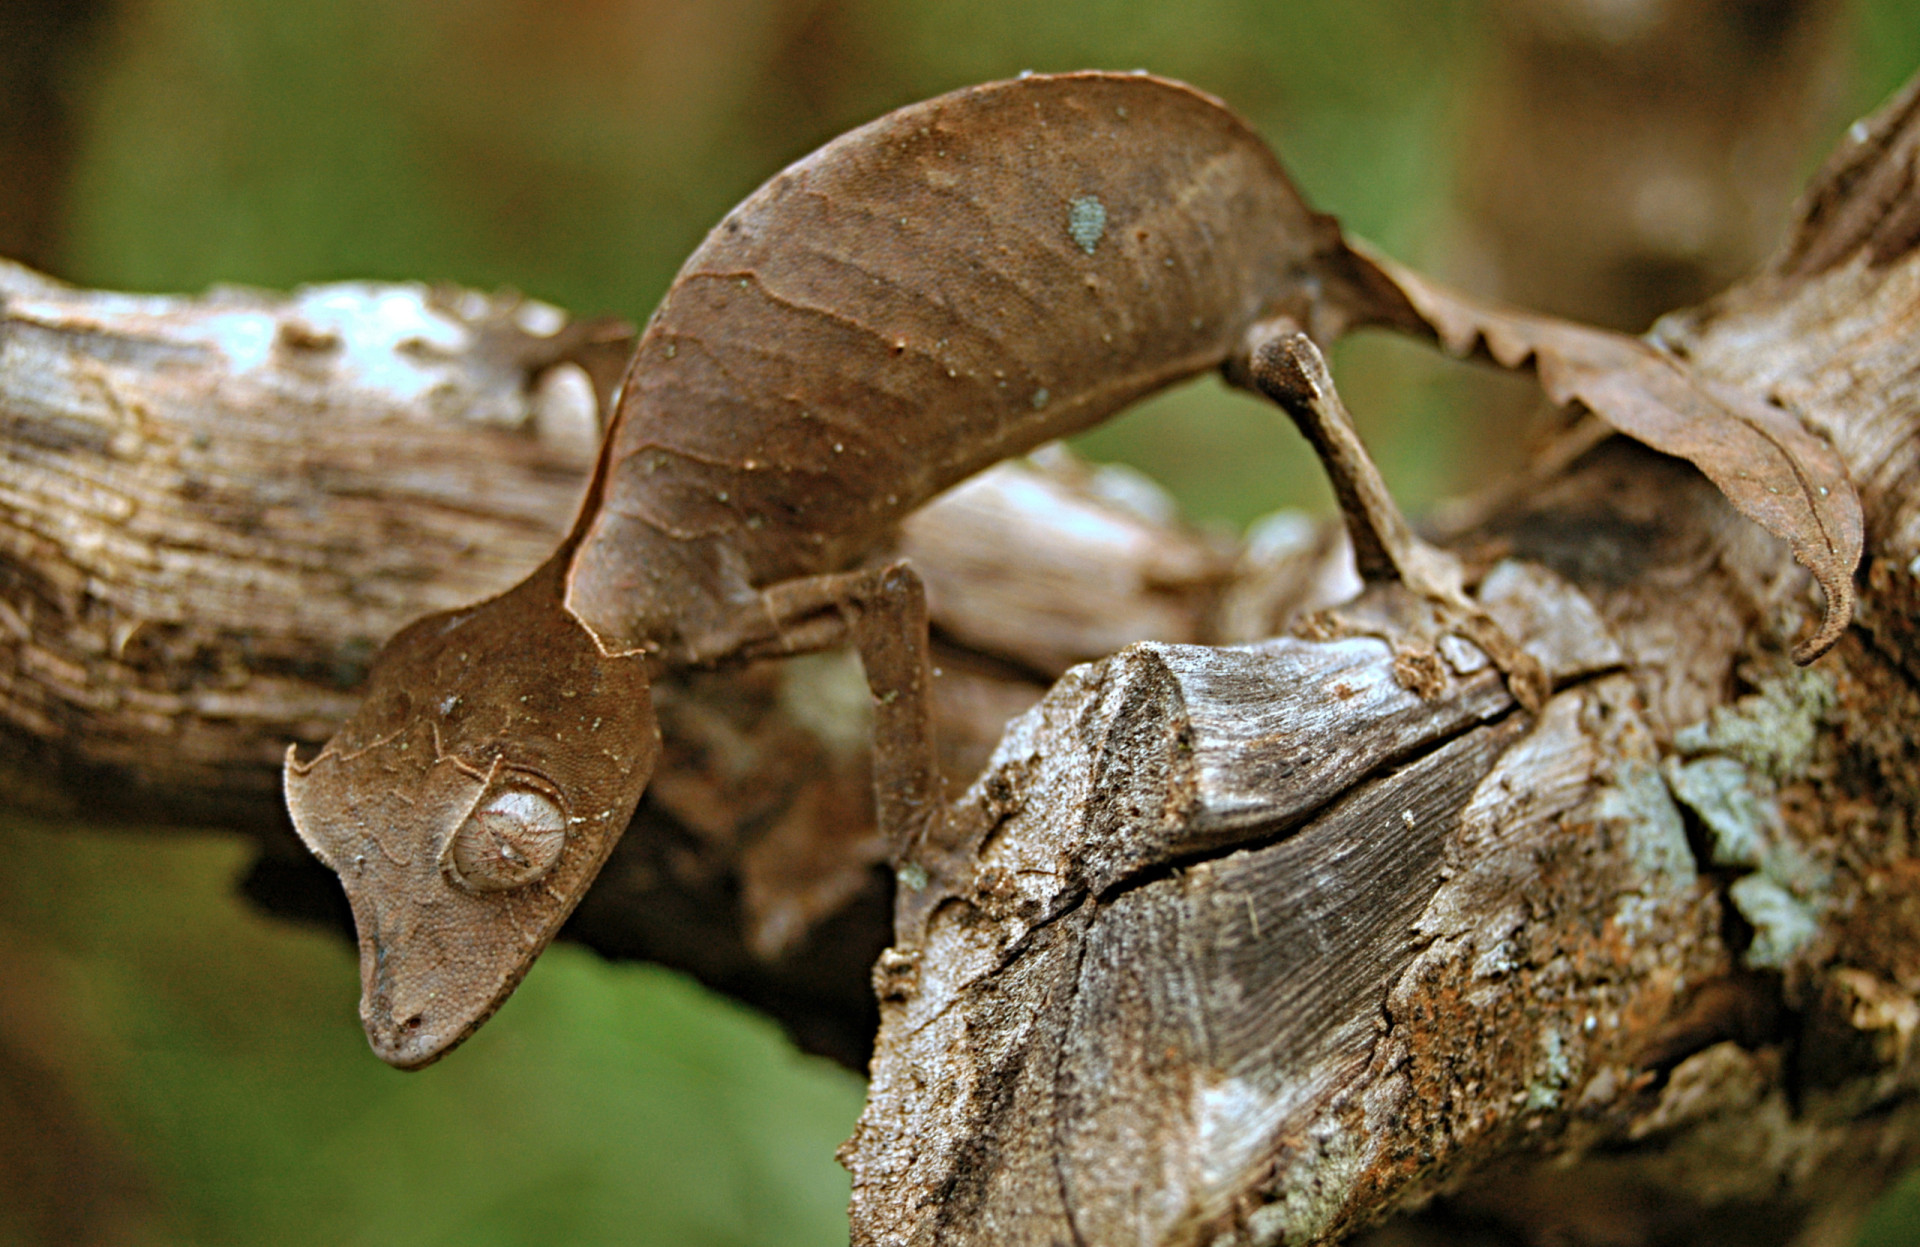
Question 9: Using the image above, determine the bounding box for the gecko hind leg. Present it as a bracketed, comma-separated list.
[1235, 320, 1550, 714]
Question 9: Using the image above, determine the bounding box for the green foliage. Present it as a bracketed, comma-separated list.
[1858, 1165, 1920, 1247]
[1856, 1, 1920, 118]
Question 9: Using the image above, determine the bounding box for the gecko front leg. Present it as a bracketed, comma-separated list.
[1236, 322, 1551, 714]
[756, 563, 946, 868]
[756, 561, 993, 947]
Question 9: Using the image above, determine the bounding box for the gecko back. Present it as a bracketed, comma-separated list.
[564, 72, 1350, 659]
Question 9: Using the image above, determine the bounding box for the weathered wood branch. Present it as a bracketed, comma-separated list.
[3, 73, 1919, 1246]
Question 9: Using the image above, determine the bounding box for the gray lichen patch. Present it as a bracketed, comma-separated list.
[1661, 728, 1830, 971]
[1664, 755, 1774, 869]
[1245, 1116, 1367, 1246]
[1526, 1027, 1574, 1111]
[1673, 666, 1837, 781]
[1728, 874, 1820, 969]
[1068, 195, 1108, 255]
[1595, 760, 1698, 899]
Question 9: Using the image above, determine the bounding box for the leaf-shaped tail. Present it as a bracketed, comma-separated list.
[1338, 240, 1861, 663]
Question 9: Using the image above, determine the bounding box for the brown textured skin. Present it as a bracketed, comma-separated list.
[285, 72, 1350, 1069]
[566, 72, 1340, 660]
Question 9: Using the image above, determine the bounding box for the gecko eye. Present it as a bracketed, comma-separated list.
[443, 780, 568, 893]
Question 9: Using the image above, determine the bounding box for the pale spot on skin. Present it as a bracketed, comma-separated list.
[1068, 195, 1107, 255]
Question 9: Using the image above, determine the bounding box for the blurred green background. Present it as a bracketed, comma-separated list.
[1, 1, 1918, 1243]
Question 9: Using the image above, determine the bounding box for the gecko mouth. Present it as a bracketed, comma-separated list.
[360, 938, 491, 1070]
[367, 999, 434, 1066]
[346, 826, 558, 1070]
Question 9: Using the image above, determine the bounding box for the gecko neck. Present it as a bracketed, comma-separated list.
[561, 522, 780, 667]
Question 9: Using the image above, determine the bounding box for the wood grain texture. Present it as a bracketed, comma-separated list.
[0, 263, 604, 822]
[853, 670, 1524, 1243]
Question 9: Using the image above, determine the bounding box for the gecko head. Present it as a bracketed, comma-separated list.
[284, 559, 657, 1069]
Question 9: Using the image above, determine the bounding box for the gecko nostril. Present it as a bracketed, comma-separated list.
[401, 1014, 424, 1032]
